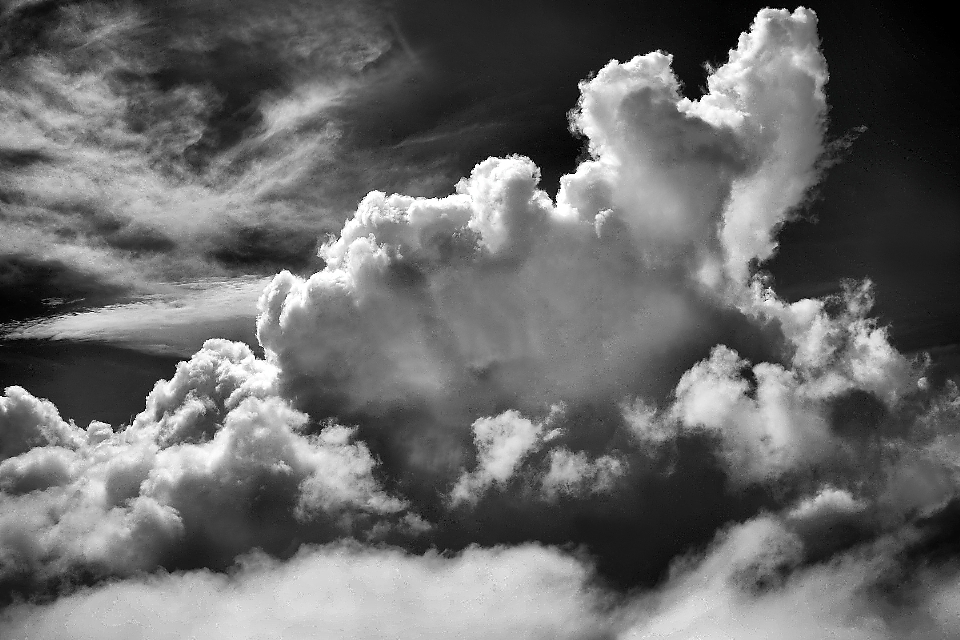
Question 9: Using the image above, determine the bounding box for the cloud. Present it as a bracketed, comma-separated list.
[449, 407, 627, 505]
[540, 448, 625, 501]
[0, 340, 419, 596]
[668, 344, 836, 482]
[619, 493, 960, 640]
[615, 280, 924, 485]
[2, 277, 270, 355]
[0, 386, 84, 460]
[0, 0, 427, 336]
[3, 6, 960, 638]
[5, 491, 960, 640]
[450, 410, 547, 505]
[252, 10, 835, 489]
[557, 7, 827, 285]
[0, 543, 614, 640]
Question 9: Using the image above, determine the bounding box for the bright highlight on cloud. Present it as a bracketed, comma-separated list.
[2, 6, 960, 639]
[2, 277, 269, 354]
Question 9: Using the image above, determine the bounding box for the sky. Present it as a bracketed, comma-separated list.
[1, 1, 959, 638]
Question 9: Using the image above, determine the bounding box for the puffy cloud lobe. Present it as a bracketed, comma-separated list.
[540, 449, 625, 500]
[5, 7, 960, 639]
[0, 386, 84, 459]
[619, 280, 926, 484]
[559, 51, 746, 269]
[257, 153, 703, 472]
[749, 280, 918, 404]
[0, 340, 415, 592]
[669, 345, 835, 482]
[558, 7, 827, 284]
[255, 8, 834, 492]
[132, 338, 280, 446]
[620, 494, 960, 640]
[450, 411, 545, 505]
[0, 543, 613, 640]
[450, 408, 627, 505]
[714, 8, 829, 283]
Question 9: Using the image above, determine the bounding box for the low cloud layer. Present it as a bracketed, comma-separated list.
[2, 6, 959, 639]
[4, 492, 960, 639]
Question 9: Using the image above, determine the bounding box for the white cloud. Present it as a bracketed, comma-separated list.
[253, 8, 837, 490]
[747, 280, 919, 404]
[558, 7, 827, 286]
[620, 504, 960, 640]
[4, 8, 960, 640]
[0, 0, 427, 342]
[5, 493, 960, 640]
[0, 386, 84, 460]
[0, 543, 613, 640]
[450, 407, 627, 504]
[450, 410, 546, 505]
[668, 345, 835, 482]
[2, 277, 269, 355]
[0, 340, 417, 589]
[540, 448, 625, 500]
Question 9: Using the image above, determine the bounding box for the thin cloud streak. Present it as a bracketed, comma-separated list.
[2, 277, 270, 355]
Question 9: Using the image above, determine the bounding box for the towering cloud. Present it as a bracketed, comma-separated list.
[2, 6, 959, 639]
[252, 7, 848, 499]
[0, 340, 419, 596]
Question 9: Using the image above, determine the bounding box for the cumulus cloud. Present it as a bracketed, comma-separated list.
[557, 7, 827, 285]
[0, 340, 418, 595]
[3, 6, 960, 639]
[668, 344, 836, 481]
[450, 407, 626, 505]
[0, 386, 84, 460]
[540, 448, 625, 501]
[252, 9, 838, 493]
[619, 487, 960, 640]
[450, 410, 547, 505]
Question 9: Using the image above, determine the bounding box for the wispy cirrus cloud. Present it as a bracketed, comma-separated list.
[0, 0, 440, 340]
[3, 277, 269, 355]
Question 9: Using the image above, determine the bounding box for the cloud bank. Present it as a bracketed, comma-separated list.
[2, 6, 960, 639]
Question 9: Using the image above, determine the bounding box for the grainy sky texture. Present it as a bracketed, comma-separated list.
[1, 2, 959, 638]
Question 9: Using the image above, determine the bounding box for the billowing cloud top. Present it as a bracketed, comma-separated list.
[2, 7, 960, 639]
